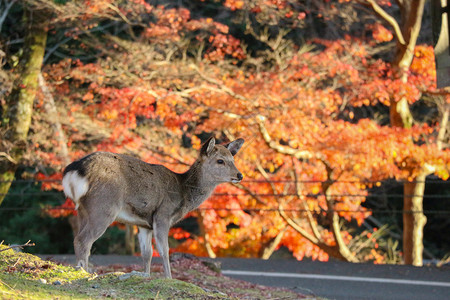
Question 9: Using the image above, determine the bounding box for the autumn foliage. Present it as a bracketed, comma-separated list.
[2, 0, 449, 263]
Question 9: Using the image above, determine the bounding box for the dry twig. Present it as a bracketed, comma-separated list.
[0, 240, 35, 253]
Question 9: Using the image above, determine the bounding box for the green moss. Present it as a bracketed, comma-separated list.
[0, 245, 315, 299]
[0, 172, 14, 207]
[0, 245, 90, 284]
[148, 278, 212, 299]
[0, 245, 228, 299]
[68, 275, 225, 300]
[0, 272, 88, 300]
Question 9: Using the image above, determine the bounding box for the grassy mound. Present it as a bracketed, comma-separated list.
[0, 244, 312, 299]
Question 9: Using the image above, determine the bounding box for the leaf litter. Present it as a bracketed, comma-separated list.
[1, 244, 319, 299]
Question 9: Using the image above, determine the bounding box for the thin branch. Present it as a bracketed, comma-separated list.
[233, 182, 268, 205]
[256, 161, 318, 244]
[291, 165, 322, 241]
[0, 278, 13, 290]
[278, 202, 320, 244]
[361, 0, 406, 45]
[437, 105, 449, 151]
[261, 225, 288, 259]
[0, 240, 35, 253]
[174, 85, 249, 120]
[256, 161, 277, 194]
[106, 3, 132, 25]
[256, 115, 322, 160]
[256, 162, 347, 260]
[189, 64, 251, 102]
[44, 22, 123, 63]
[197, 211, 217, 258]
[0, 0, 17, 32]
[43, 36, 73, 63]
[437, 253, 450, 267]
[39, 73, 71, 166]
[146, 147, 191, 166]
[322, 175, 359, 263]
[0, 152, 17, 164]
[254, 115, 360, 260]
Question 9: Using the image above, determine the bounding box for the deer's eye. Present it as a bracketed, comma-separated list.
[217, 159, 224, 164]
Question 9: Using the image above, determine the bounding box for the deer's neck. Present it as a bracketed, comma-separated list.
[179, 161, 216, 209]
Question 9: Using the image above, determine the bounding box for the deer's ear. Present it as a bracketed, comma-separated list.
[201, 137, 216, 156]
[225, 138, 244, 156]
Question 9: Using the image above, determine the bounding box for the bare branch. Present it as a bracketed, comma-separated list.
[437, 104, 449, 151]
[233, 182, 268, 205]
[291, 165, 322, 241]
[261, 225, 288, 259]
[174, 85, 250, 120]
[0, 240, 35, 253]
[0, 0, 17, 32]
[0, 152, 17, 164]
[256, 115, 322, 160]
[106, 2, 132, 25]
[322, 174, 359, 263]
[39, 73, 71, 166]
[278, 202, 320, 244]
[189, 64, 251, 102]
[256, 161, 277, 194]
[361, 0, 406, 45]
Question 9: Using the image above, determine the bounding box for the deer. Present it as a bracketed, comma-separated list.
[62, 137, 244, 278]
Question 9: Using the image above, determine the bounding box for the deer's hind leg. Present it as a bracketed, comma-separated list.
[74, 191, 120, 272]
[137, 227, 153, 275]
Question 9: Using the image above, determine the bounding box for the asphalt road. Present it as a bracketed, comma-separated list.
[40, 254, 450, 300]
[217, 258, 450, 300]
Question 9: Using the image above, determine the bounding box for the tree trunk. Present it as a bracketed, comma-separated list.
[403, 165, 435, 266]
[388, 0, 428, 266]
[390, 0, 426, 129]
[365, 0, 430, 265]
[431, 0, 450, 88]
[403, 181, 426, 266]
[0, 5, 49, 206]
[197, 211, 217, 258]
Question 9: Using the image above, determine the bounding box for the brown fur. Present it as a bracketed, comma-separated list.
[62, 137, 244, 278]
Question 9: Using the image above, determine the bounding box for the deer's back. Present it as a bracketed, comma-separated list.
[64, 152, 182, 226]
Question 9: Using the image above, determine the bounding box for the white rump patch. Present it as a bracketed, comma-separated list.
[62, 171, 89, 209]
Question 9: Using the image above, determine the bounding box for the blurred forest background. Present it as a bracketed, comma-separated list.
[1, 0, 450, 267]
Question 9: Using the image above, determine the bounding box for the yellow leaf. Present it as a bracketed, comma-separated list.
[311, 186, 321, 194]
[268, 163, 275, 173]
[437, 168, 449, 181]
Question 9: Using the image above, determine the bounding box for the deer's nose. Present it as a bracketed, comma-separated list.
[237, 173, 243, 181]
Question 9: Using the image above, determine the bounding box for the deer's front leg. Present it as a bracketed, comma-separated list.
[153, 216, 172, 278]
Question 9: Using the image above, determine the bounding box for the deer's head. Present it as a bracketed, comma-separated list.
[199, 137, 244, 184]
